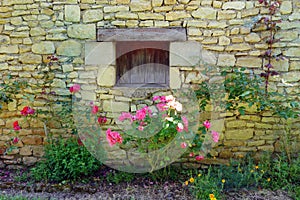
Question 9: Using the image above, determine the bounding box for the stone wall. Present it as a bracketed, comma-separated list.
[0, 0, 299, 169]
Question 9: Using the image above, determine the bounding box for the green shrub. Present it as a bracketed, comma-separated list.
[31, 137, 102, 182]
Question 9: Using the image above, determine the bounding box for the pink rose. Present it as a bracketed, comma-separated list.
[13, 121, 21, 131]
[106, 128, 123, 147]
[195, 155, 204, 161]
[203, 120, 211, 129]
[20, 106, 35, 116]
[12, 137, 19, 144]
[211, 131, 219, 143]
[98, 116, 107, 124]
[91, 105, 99, 114]
[69, 84, 80, 93]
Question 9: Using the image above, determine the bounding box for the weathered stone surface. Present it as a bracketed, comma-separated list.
[217, 54, 236, 67]
[0, 45, 18, 53]
[97, 65, 116, 87]
[103, 6, 129, 13]
[116, 12, 138, 20]
[170, 41, 201, 66]
[192, 7, 217, 19]
[83, 9, 103, 23]
[0, 35, 10, 44]
[275, 30, 298, 42]
[51, 79, 66, 88]
[219, 36, 230, 45]
[218, 10, 236, 20]
[138, 13, 164, 20]
[103, 100, 129, 112]
[152, 0, 163, 7]
[23, 156, 37, 166]
[164, 0, 176, 5]
[225, 129, 254, 140]
[281, 72, 300, 82]
[284, 48, 300, 57]
[32, 41, 55, 54]
[67, 24, 96, 39]
[226, 44, 252, 52]
[19, 146, 32, 156]
[166, 11, 191, 20]
[245, 33, 260, 43]
[85, 42, 115, 65]
[222, 2, 245, 10]
[65, 5, 80, 22]
[280, 1, 292, 14]
[130, 2, 152, 12]
[170, 68, 181, 89]
[57, 40, 82, 56]
[19, 53, 42, 64]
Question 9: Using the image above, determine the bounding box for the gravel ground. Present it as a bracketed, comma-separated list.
[0, 168, 295, 200]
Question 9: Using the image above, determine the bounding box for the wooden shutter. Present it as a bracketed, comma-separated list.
[116, 42, 169, 87]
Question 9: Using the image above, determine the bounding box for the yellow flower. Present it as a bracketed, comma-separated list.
[189, 177, 195, 183]
[198, 173, 202, 177]
[222, 179, 226, 183]
[209, 194, 215, 198]
[255, 165, 259, 169]
[250, 170, 254, 173]
[211, 198, 217, 200]
[185, 181, 189, 186]
[267, 178, 271, 182]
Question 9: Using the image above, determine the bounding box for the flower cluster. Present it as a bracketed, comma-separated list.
[105, 95, 188, 152]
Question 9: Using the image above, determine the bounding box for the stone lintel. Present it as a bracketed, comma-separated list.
[97, 28, 186, 42]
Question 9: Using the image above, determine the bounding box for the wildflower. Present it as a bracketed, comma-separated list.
[69, 84, 80, 93]
[185, 180, 189, 186]
[209, 194, 215, 199]
[180, 142, 187, 149]
[198, 173, 201, 177]
[13, 121, 21, 131]
[211, 131, 219, 143]
[91, 105, 99, 114]
[189, 177, 195, 183]
[195, 155, 204, 161]
[138, 125, 144, 131]
[106, 128, 123, 147]
[255, 165, 259, 169]
[12, 137, 19, 144]
[176, 123, 184, 132]
[250, 170, 254, 173]
[222, 179, 226, 183]
[189, 152, 194, 157]
[267, 178, 271, 182]
[20, 106, 35, 116]
[203, 120, 211, 129]
[98, 116, 107, 124]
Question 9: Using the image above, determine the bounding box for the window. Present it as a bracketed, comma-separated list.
[116, 41, 169, 87]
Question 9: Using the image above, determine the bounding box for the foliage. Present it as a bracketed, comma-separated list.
[30, 137, 102, 182]
[0, 78, 28, 110]
[105, 170, 136, 184]
[186, 153, 300, 199]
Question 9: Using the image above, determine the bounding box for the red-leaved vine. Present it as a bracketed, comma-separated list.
[255, 0, 283, 94]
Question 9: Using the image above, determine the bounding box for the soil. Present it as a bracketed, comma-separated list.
[0, 168, 295, 200]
